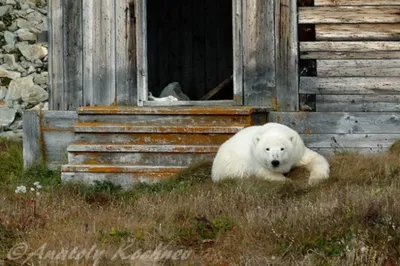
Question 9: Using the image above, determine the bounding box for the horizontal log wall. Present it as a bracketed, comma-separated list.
[298, 0, 400, 112]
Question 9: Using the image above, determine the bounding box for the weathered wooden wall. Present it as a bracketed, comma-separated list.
[49, 0, 137, 110]
[298, 0, 400, 112]
[23, 110, 77, 168]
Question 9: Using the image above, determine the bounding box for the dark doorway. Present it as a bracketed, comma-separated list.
[146, 0, 233, 101]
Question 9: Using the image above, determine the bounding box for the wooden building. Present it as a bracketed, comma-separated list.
[23, 0, 400, 187]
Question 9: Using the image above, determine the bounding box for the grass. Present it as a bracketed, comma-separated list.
[0, 140, 400, 265]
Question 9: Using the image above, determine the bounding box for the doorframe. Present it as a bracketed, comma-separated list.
[135, 0, 244, 106]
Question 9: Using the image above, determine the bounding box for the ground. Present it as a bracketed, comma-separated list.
[1, 140, 400, 266]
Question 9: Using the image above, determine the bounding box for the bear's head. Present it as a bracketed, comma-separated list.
[253, 133, 295, 173]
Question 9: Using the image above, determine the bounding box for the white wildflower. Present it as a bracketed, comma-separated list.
[36, 184, 42, 189]
[30, 187, 35, 192]
[360, 246, 367, 253]
[36, 192, 40, 196]
[15, 185, 27, 194]
[33, 181, 40, 186]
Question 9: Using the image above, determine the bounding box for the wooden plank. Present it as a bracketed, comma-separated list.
[300, 41, 400, 52]
[316, 95, 400, 112]
[48, 0, 64, 110]
[23, 110, 42, 168]
[92, 0, 116, 106]
[275, 0, 298, 111]
[115, 0, 137, 105]
[317, 59, 400, 77]
[268, 112, 400, 134]
[315, 0, 400, 6]
[233, 0, 243, 104]
[316, 24, 400, 41]
[82, 0, 94, 106]
[301, 51, 400, 60]
[302, 134, 400, 148]
[243, 0, 275, 106]
[299, 6, 400, 24]
[300, 77, 400, 94]
[63, 0, 83, 110]
[136, 0, 147, 105]
[311, 147, 389, 157]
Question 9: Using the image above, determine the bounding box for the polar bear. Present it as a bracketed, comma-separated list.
[211, 122, 330, 185]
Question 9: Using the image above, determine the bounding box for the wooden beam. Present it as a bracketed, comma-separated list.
[136, 0, 148, 106]
[243, 0, 276, 106]
[302, 134, 400, 149]
[300, 77, 400, 95]
[275, 0, 299, 111]
[317, 59, 400, 77]
[316, 24, 400, 41]
[82, 0, 94, 106]
[316, 95, 400, 112]
[23, 110, 42, 168]
[48, 0, 64, 110]
[315, 0, 400, 6]
[299, 6, 400, 24]
[115, 0, 137, 105]
[268, 112, 400, 134]
[300, 41, 400, 52]
[301, 51, 400, 60]
[233, 0, 244, 104]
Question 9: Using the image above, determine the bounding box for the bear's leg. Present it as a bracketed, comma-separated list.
[296, 148, 330, 185]
[256, 169, 290, 182]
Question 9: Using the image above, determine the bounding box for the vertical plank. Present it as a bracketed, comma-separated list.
[136, 0, 148, 105]
[23, 110, 42, 168]
[275, 0, 299, 111]
[243, 0, 275, 106]
[48, 0, 64, 110]
[93, 0, 116, 106]
[82, 0, 94, 106]
[115, 0, 137, 105]
[233, 0, 243, 104]
[63, 0, 83, 110]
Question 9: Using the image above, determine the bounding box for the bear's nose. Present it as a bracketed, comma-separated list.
[271, 160, 280, 167]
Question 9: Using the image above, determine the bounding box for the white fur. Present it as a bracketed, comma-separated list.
[211, 122, 330, 185]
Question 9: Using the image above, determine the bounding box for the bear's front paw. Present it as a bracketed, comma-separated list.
[308, 170, 329, 185]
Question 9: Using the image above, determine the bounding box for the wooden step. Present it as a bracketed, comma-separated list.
[77, 106, 268, 126]
[74, 132, 233, 145]
[61, 165, 186, 189]
[73, 123, 247, 134]
[67, 144, 217, 166]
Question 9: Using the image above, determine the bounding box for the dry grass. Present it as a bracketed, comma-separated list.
[1, 140, 400, 265]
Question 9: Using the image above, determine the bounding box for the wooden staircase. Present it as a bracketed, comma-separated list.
[61, 106, 268, 188]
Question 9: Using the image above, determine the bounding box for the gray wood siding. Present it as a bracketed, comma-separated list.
[49, 0, 137, 110]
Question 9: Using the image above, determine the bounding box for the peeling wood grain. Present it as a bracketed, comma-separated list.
[48, 0, 64, 110]
[301, 51, 400, 60]
[243, 0, 276, 106]
[275, 0, 299, 111]
[300, 41, 400, 52]
[316, 24, 400, 41]
[299, 6, 400, 24]
[316, 95, 400, 112]
[300, 77, 400, 95]
[268, 112, 400, 134]
[67, 144, 219, 153]
[317, 60, 400, 77]
[23, 111, 42, 168]
[68, 152, 215, 166]
[233, 0, 244, 104]
[301, 134, 400, 148]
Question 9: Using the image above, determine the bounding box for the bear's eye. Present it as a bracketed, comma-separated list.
[281, 148, 285, 151]
[266, 148, 270, 151]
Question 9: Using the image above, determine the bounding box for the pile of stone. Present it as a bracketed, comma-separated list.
[0, 0, 48, 141]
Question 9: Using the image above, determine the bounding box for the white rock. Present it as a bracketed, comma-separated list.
[6, 0, 16, 5]
[16, 29, 37, 42]
[4, 31, 16, 45]
[7, 21, 17, 31]
[0, 87, 7, 100]
[2, 44, 16, 53]
[21, 83, 48, 104]
[16, 42, 48, 62]
[33, 71, 47, 85]
[0, 66, 21, 80]
[0, 108, 16, 128]
[2, 54, 26, 72]
[0, 21, 6, 31]
[0, 130, 23, 142]
[6, 75, 34, 101]
[0, 5, 10, 16]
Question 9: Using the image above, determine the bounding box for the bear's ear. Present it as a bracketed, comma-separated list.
[253, 135, 260, 145]
[289, 135, 295, 142]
